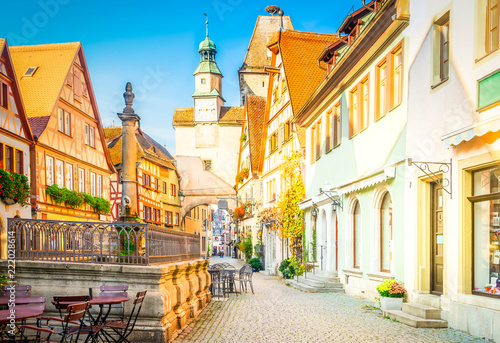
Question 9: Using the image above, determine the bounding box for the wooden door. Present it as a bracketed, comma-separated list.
[431, 183, 444, 294]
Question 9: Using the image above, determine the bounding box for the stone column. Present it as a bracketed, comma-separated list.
[118, 82, 141, 220]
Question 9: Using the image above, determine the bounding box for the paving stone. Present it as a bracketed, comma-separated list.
[174, 257, 488, 343]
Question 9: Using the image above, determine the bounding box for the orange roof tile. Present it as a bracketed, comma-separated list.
[277, 30, 338, 114]
[219, 106, 245, 123]
[242, 16, 293, 69]
[172, 107, 194, 125]
[246, 95, 266, 171]
[9, 42, 80, 118]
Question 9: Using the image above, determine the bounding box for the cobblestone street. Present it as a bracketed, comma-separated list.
[175, 257, 488, 343]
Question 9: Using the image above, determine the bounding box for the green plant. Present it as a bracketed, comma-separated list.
[242, 236, 253, 261]
[248, 257, 262, 270]
[240, 133, 247, 142]
[47, 184, 110, 214]
[376, 279, 407, 298]
[0, 168, 31, 206]
[279, 258, 296, 278]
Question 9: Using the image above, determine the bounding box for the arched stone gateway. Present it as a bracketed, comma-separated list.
[176, 156, 237, 219]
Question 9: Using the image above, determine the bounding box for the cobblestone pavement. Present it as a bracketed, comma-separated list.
[175, 257, 489, 343]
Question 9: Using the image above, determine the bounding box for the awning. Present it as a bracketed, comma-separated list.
[442, 114, 500, 149]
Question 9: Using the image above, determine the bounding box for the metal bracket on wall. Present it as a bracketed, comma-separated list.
[407, 158, 452, 198]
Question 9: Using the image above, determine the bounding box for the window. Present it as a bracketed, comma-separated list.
[165, 211, 173, 225]
[310, 124, 315, 164]
[170, 183, 176, 197]
[326, 110, 332, 152]
[375, 43, 403, 116]
[56, 160, 64, 187]
[203, 160, 212, 171]
[144, 206, 151, 221]
[85, 124, 89, 145]
[15, 149, 23, 174]
[440, 22, 450, 82]
[162, 182, 167, 194]
[349, 87, 359, 137]
[392, 48, 403, 107]
[333, 101, 341, 148]
[282, 77, 287, 93]
[65, 164, 73, 191]
[353, 200, 361, 268]
[23, 67, 38, 77]
[90, 127, 95, 147]
[78, 168, 85, 192]
[470, 166, 500, 297]
[269, 131, 278, 154]
[0, 143, 3, 169]
[284, 120, 291, 142]
[267, 179, 276, 201]
[46, 157, 54, 186]
[201, 78, 206, 84]
[85, 124, 95, 147]
[154, 178, 159, 192]
[376, 61, 388, 120]
[488, 0, 499, 54]
[1, 83, 7, 109]
[58, 109, 71, 136]
[90, 172, 96, 196]
[380, 193, 393, 273]
[349, 77, 369, 137]
[273, 86, 278, 103]
[5, 146, 13, 171]
[478, 69, 500, 110]
[97, 175, 102, 197]
[315, 120, 321, 160]
[175, 213, 180, 226]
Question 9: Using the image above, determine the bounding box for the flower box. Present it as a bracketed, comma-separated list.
[380, 297, 403, 311]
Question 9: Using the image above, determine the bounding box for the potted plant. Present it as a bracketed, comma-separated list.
[376, 279, 407, 311]
[248, 257, 263, 272]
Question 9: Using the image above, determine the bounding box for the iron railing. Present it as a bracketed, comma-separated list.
[8, 218, 200, 265]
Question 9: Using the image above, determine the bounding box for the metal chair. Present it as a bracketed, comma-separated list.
[23, 301, 91, 343]
[1, 285, 31, 297]
[239, 265, 255, 294]
[53, 295, 91, 318]
[100, 290, 147, 343]
[96, 285, 128, 320]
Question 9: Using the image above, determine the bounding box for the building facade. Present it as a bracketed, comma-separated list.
[0, 39, 34, 259]
[105, 126, 181, 230]
[10, 42, 114, 221]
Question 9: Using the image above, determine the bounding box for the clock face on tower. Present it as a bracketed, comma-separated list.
[195, 98, 217, 121]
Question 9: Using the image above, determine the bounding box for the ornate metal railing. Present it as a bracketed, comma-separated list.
[8, 218, 200, 265]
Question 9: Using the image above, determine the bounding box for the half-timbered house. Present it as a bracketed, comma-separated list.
[0, 39, 34, 258]
[104, 126, 181, 229]
[10, 42, 115, 221]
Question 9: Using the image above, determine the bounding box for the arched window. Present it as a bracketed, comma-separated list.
[380, 193, 393, 273]
[354, 200, 361, 268]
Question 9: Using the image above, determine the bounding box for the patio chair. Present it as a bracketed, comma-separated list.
[100, 290, 147, 343]
[22, 301, 91, 343]
[239, 265, 254, 294]
[53, 295, 91, 318]
[221, 265, 239, 295]
[1, 285, 31, 297]
[99, 285, 128, 320]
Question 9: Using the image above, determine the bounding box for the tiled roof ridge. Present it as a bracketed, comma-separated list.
[9, 42, 81, 51]
[282, 30, 338, 41]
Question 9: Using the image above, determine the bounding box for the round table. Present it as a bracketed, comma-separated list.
[0, 296, 45, 308]
[0, 307, 44, 323]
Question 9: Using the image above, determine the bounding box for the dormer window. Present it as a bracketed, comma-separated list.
[23, 67, 38, 77]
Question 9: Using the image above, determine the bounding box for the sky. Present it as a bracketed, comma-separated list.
[2, 0, 357, 155]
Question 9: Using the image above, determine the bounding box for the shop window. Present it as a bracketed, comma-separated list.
[471, 166, 500, 296]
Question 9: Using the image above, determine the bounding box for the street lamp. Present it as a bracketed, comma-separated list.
[319, 188, 343, 211]
[311, 205, 318, 217]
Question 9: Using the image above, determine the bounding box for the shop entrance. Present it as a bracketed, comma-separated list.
[431, 183, 444, 294]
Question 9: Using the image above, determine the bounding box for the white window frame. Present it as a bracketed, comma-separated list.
[56, 160, 64, 187]
[78, 168, 85, 193]
[90, 172, 96, 196]
[65, 163, 73, 191]
[46, 156, 54, 186]
[97, 174, 102, 197]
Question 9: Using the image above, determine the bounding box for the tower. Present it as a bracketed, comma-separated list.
[193, 14, 225, 122]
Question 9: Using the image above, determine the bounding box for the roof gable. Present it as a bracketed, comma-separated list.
[245, 95, 266, 172]
[0, 39, 34, 142]
[278, 30, 338, 114]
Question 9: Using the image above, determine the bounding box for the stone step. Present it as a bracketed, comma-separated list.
[314, 269, 339, 279]
[304, 273, 341, 284]
[285, 279, 344, 293]
[402, 303, 441, 319]
[417, 294, 441, 309]
[385, 310, 448, 328]
[298, 276, 343, 289]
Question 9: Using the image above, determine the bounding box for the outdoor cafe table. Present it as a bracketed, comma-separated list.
[51, 296, 130, 325]
[0, 307, 44, 340]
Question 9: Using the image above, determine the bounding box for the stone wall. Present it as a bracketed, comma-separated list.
[0, 259, 210, 342]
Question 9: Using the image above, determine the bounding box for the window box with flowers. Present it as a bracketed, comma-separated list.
[0, 168, 31, 206]
[46, 184, 111, 214]
[234, 204, 245, 220]
[376, 279, 407, 311]
[235, 168, 250, 184]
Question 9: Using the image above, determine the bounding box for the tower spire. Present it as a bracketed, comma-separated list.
[204, 13, 209, 38]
